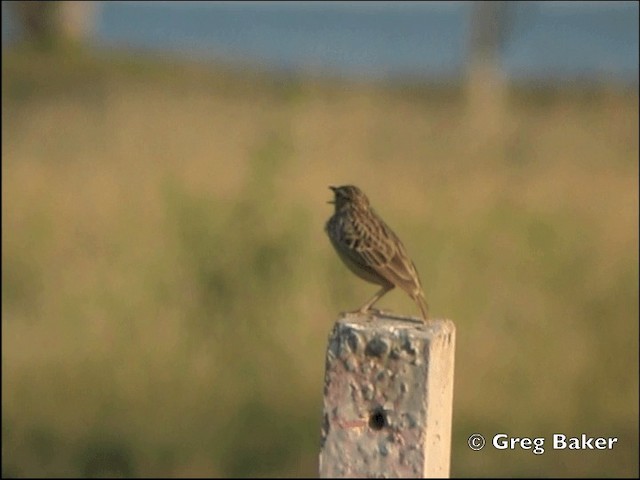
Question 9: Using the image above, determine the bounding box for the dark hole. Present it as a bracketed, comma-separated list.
[369, 407, 387, 431]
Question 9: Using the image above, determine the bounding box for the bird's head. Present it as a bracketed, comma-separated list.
[328, 185, 370, 211]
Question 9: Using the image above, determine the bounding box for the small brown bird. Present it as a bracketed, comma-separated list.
[325, 185, 429, 322]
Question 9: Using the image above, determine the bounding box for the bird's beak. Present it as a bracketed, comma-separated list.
[328, 185, 336, 204]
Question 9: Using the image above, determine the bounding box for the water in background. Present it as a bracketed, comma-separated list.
[3, 1, 639, 83]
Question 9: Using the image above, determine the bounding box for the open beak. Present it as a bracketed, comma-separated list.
[328, 185, 337, 204]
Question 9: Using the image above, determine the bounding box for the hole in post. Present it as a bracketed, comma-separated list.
[369, 407, 387, 431]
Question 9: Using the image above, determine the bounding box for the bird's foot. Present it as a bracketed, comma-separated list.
[341, 308, 380, 318]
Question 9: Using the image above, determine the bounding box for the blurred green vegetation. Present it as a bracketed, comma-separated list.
[2, 49, 638, 478]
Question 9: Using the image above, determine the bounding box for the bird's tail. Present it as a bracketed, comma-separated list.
[414, 290, 429, 322]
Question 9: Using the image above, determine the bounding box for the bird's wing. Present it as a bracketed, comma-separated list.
[377, 224, 422, 292]
[352, 211, 422, 293]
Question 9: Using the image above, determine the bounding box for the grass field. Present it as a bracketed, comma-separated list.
[2, 48, 638, 477]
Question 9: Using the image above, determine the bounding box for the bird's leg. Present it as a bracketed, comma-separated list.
[353, 285, 394, 315]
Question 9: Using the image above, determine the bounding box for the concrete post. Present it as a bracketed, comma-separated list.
[319, 313, 456, 478]
[466, 1, 511, 142]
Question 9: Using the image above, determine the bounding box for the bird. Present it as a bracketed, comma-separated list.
[325, 185, 429, 322]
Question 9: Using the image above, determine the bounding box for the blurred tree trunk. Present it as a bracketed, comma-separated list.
[466, 1, 511, 143]
[10, 1, 97, 50]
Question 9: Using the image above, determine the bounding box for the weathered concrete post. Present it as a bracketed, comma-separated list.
[319, 313, 456, 478]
